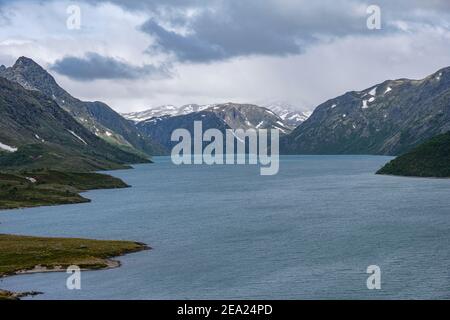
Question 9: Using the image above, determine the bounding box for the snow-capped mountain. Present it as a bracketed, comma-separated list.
[123, 102, 310, 130]
[263, 102, 312, 128]
[133, 103, 292, 153]
[123, 103, 293, 133]
[123, 104, 213, 123]
[204, 103, 292, 134]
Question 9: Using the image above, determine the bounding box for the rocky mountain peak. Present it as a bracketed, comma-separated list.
[12, 57, 56, 81]
[14, 56, 42, 68]
[0, 56, 60, 94]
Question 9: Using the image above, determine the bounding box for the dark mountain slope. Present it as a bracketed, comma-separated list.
[0, 57, 165, 156]
[282, 67, 450, 155]
[136, 111, 230, 151]
[0, 77, 147, 171]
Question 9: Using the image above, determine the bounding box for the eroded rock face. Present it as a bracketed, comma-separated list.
[282, 67, 450, 155]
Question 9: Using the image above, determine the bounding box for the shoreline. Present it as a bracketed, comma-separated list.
[0, 236, 150, 300]
[0, 164, 151, 300]
[0, 170, 132, 212]
[376, 172, 450, 179]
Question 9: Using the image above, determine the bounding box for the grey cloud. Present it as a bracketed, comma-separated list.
[142, 20, 227, 62]
[124, 0, 450, 63]
[51, 52, 170, 81]
[3, 0, 450, 64]
[87, 0, 450, 12]
[141, 0, 369, 62]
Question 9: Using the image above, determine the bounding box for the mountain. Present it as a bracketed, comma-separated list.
[128, 103, 292, 152]
[377, 132, 450, 177]
[0, 57, 165, 156]
[263, 102, 312, 128]
[123, 104, 212, 122]
[281, 67, 450, 155]
[136, 111, 230, 151]
[124, 103, 292, 132]
[205, 103, 292, 133]
[0, 77, 147, 171]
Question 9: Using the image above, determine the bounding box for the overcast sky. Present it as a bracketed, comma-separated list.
[1, 0, 450, 112]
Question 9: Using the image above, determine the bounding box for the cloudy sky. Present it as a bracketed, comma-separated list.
[1, 0, 450, 113]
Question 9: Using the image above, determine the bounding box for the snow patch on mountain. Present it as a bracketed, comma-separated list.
[262, 102, 312, 128]
[34, 133, 45, 142]
[0, 141, 17, 152]
[362, 100, 369, 109]
[68, 130, 87, 145]
[123, 104, 212, 123]
[123, 102, 311, 133]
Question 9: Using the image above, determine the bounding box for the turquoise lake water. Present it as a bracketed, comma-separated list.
[0, 156, 449, 299]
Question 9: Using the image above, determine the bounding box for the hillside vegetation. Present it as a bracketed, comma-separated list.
[0, 234, 148, 299]
[0, 170, 129, 210]
[377, 132, 450, 177]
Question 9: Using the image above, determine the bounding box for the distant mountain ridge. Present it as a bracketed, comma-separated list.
[0, 57, 165, 156]
[281, 66, 450, 155]
[136, 111, 230, 151]
[123, 104, 213, 122]
[125, 102, 297, 153]
[262, 102, 312, 128]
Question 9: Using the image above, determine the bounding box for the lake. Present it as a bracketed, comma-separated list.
[0, 156, 449, 299]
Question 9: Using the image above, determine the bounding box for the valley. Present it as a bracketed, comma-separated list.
[1, 55, 450, 300]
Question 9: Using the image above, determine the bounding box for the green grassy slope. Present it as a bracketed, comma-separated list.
[0, 234, 148, 299]
[0, 234, 148, 277]
[377, 132, 450, 177]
